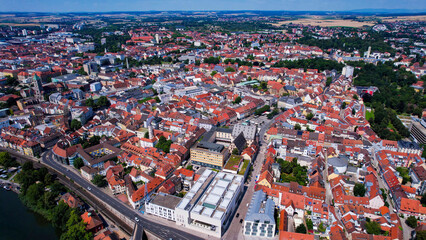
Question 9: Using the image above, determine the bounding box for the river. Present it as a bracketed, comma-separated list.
[0, 189, 59, 240]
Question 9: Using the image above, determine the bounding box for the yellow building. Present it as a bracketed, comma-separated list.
[191, 141, 229, 170]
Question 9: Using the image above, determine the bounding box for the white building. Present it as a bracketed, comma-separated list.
[90, 82, 102, 92]
[145, 193, 182, 221]
[175, 169, 243, 238]
[342, 65, 354, 78]
[244, 190, 276, 238]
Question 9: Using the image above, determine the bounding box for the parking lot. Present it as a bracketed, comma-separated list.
[243, 115, 269, 130]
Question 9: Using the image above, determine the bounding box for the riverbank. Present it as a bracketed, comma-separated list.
[0, 189, 59, 240]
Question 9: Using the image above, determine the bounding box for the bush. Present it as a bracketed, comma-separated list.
[306, 218, 313, 230]
[296, 224, 307, 234]
[365, 221, 381, 235]
[73, 158, 84, 169]
[406, 216, 418, 228]
[354, 183, 366, 197]
[91, 174, 107, 188]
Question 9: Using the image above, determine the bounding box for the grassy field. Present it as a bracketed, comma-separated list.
[238, 160, 250, 175]
[365, 110, 374, 121]
[381, 15, 426, 22]
[272, 16, 375, 28]
[0, 23, 40, 27]
[224, 155, 242, 171]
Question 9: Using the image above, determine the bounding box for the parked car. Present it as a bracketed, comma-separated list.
[236, 213, 239, 218]
[87, 186, 91, 191]
[240, 219, 243, 223]
[135, 217, 140, 222]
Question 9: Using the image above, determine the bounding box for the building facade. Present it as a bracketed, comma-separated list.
[191, 141, 229, 169]
[175, 169, 243, 238]
[145, 193, 182, 221]
[244, 190, 276, 238]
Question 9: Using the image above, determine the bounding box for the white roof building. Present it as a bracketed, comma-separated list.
[175, 169, 244, 238]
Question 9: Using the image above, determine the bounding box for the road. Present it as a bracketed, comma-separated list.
[222, 115, 276, 240]
[373, 165, 411, 240]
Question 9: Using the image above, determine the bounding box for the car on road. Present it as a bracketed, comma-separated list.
[236, 213, 239, 218]
[87, 186, 91, 191]
[135, 217, 140, 222]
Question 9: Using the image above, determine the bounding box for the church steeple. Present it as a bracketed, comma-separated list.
[33, 74, 43, 100]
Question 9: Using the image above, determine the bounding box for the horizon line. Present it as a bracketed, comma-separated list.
[1, 9, 426, 14]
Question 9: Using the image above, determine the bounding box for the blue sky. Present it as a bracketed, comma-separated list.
[0, 0, 425, 12]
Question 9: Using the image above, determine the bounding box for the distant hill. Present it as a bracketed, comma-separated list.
[349, 9, 426, 14]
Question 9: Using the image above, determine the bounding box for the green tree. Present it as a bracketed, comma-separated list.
[318, 222, 326, 233]
[186, 165, 193, 171]
[6, 97, 17, 107]
[365, 221, 381, 235]
[232, 149, 239, 155]
[155, 136, 172, 153]
[233, 96, 242, 104]
[353, 94, 359, 100]
[0, 152, 17, 168]
[421, 193, 426, 207]
[42, 191, 57, 209]
[61, 210, 92, 240]
[50, 181, 67, 196]
[354, 183, 366, 197]
[48, 201, 72, 232]
[144, 131, 149, 139]
[85, 98, 95, 107]
[73, 158, 84, 169]
[417, 230, 426, 240]
[70, 119, 82, 131]
[306, 218, 313, 230]
[25, 183, 44, 206]
[295, 224, 307, 234]
[326, 77, 332, 87]
[225, 66, 235, 72]
[306, 112, 314, 121]
[91, 174, 107, 188]
[96, 96, 110, 108]
[76, 68, 87, 76]
[294, 124, 301, 130]
[406, 216, 418, 228]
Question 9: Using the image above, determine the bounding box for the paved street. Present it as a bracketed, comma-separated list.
[222, 115, 276, 240]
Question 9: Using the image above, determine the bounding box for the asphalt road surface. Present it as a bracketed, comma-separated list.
[222, 115, 276, 240]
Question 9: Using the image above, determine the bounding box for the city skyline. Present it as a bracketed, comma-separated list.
[0, 0, 425, 12]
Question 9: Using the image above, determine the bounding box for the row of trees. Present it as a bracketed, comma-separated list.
[272, 58, 345, 72]
[75, 27, 130, 54]
[368, 105, 410, 141]
[0, 152, 18, 168]
[85, 96, 110, 110]
[254, 105, 270, 115]
[15, 162, 92, 240]
[298, 32, 395, 55]
[357, 63, 425, 120]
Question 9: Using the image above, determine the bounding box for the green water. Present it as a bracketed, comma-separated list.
[0, 189, 59, 240]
